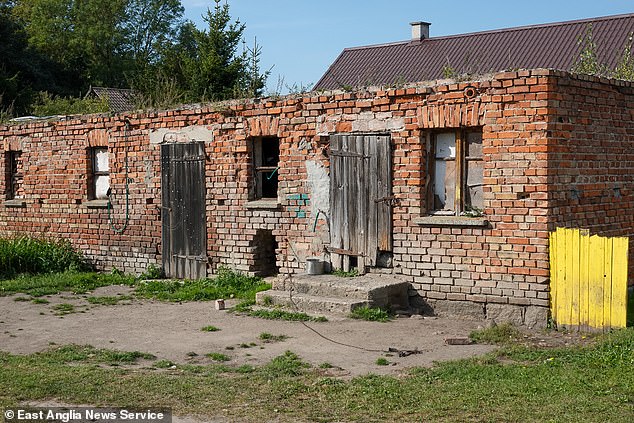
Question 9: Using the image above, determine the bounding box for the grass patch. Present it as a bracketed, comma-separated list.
[201, 325, 220, 332]
[376, 357, 389, 366]
[86, 295, 132, 306]
[51, 303, 76, 315]
[248, 309, 327, 322]
[207, 352, 230, 362]
[0, 236, 88, 278]
[259, 332, 289, 343]
[349, 306, 392, 322]
[0, 271, 136, 297]
[470, 323, 522, 345]
[31, 298, 50, 304]
[1, 331, 634, 421]
[135, 267, 270, 302]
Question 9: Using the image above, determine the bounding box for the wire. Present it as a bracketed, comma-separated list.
[107, 120, 130, 233]
[283, 238, 385, 353]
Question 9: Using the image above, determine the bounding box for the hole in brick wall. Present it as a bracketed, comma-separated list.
[249, 229, 279, 277]
[218, 199, 225, 206]
[518, 192, 530, 200]
[376, 251, 393, 268]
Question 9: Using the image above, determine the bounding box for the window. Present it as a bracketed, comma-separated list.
[251, 137, 279, 199]
[428, 129, 483, 215]
[90, 147, 110, 200]
[5, 151, 24, 200]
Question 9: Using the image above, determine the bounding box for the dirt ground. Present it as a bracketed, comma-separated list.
[0, 284, 505, 376]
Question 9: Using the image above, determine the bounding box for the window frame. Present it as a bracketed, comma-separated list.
[89, 147, 110, 200]
[6, 151, 23, 200]
[251, 136, 280, 200]
[426, 128, 483, 216]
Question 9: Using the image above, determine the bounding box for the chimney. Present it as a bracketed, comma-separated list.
[410, 21, 431, 41]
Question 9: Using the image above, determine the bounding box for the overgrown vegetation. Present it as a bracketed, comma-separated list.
[30, 92, 109, 116]
[135, 267, 270, 302]
[86, 295, 132, 306]
[571, 24, 634, 80]
[0, 236, 88, 279]
[1, 331, 633, 421]
[349, 306, 392, 322]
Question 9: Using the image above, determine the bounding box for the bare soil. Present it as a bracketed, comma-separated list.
[0, 285, 503, 376]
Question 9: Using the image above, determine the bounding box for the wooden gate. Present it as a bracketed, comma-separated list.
[549, 227, 629, 331]
[161, 142, 207, 279]
[329, 134, 392, 273]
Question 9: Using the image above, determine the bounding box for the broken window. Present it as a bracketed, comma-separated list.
[429, 129, 483, 215]
[90, 147, 110, 200]
[5, 151, 24, 200]
[251, 137, 280, 199]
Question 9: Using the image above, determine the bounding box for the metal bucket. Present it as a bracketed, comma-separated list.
[305, 258, 324, 275]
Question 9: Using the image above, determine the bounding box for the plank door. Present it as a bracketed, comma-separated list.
[161, 142, 207, 279]
[330, 134, 392, 273]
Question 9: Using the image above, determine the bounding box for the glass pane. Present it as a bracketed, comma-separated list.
[435, 133, 456, 159]
[94, 148, 109, 172]
[94, 175, 110, 199]
[465, 160, 484, 210]
[466, 131, 482, 158]
[434, 159, 455, 211]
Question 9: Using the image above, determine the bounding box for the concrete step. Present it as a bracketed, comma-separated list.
[255, 290, 370, 315]
[271, 274, 410, 308]
[257, 273, 411, 316]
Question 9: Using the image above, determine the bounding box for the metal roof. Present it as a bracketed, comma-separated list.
[85, 87, 136, 112]
[314, 14, 634, 90]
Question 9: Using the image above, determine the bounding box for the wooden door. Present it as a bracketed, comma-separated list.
[330, 134, 392, 273]
[161, 142, 207, 279]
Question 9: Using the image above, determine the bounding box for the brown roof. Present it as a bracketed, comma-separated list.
[314, 13, 634, 90]
[85, 87, 136, 112]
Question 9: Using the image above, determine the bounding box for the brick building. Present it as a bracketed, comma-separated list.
[2, 68, 633, 327]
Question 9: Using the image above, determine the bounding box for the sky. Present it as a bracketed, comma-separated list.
[181, 0, 634, 93]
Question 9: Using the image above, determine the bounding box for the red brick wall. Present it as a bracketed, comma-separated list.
[1, 69, 631, 325]
[545, 72, 634, 279]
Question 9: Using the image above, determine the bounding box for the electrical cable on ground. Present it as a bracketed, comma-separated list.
[283, 238, 387, 353]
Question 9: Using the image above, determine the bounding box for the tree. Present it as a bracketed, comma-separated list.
[122, 0, 184, 69]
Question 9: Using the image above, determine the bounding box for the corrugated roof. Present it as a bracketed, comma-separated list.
[314, 13, 634, 90]
[86, 87, 136, 112]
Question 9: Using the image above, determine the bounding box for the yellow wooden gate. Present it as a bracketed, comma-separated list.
[549, 228, 629, 331]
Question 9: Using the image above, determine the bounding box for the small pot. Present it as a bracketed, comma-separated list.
[305, 258, 324, 275]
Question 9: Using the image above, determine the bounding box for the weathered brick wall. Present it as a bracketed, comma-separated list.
[1, 69, 631, 326]
[545, 72, 634, 279]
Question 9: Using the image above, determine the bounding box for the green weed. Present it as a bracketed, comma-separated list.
[134, 267, 270, 302]
[332, 269, 359, 278]
[201, 325, 220, 332]
[349, 306, 392, 322]
[52, 303, 76, 315]
[470, 323, 522, 345]
[376, 357, 389, 366]
[248, 309, 327, 322]
[31, 298, 50, 304]
[259, 332, 289, 342]
[263, 351, 309, 378]
[207, 352, 230, 362]
[86, 296, 132, 305]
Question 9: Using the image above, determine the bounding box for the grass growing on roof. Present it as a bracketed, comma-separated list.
[0, 330, 633, 421]
[134, 267, 270, 302]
